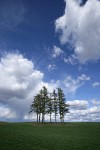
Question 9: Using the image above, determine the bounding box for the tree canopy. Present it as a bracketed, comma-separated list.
[29, 86, 69, 123]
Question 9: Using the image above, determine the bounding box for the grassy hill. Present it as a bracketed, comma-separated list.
[0, 122, 100, 150]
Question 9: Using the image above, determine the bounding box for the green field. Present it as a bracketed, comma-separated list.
[0, 122, 100, 150]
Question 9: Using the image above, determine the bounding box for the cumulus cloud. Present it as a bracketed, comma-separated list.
[65, 99, 100, 122]
[67, 100, 88, 109]
[92, 82, 100, 87]
[52, 45, 63, 58]
[63, 74, 90, 94]
[0, 53, 59, 121]
[92, 99, 100, 105]
[0, 103, 17, 120]
[55, 0, 100, 63]
[0, 53, 99, 122]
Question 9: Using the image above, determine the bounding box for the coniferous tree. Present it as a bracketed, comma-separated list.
[41, 86, 48, 123]
[57, 88, 69, 123]
[29, 86, 48, 123]
[39, 89, 44, 123]
[58, 88, 63, 123]
[53, 90, 58, 123]
[29, 86, 69, 123]
[29, 95, 40, 123]
[46, 94, 53, 123]
[36, 94, 42, 123]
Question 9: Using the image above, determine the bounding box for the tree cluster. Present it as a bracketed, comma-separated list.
[29, 86, 69, 123]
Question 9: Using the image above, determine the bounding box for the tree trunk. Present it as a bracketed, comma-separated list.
[50, 113, 51, 123]
[39, 113, 40, 123]
[55, 113, 56, 123]
[42, 113, 44, 123]
[44, 114, 45, 123]
[60, 115, 62, 123]
[42, 113, 45, 123]
[63, 114, 64, 123]
[37, 113, 38, 123]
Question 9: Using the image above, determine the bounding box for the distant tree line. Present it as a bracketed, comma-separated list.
[29, 86, 69, 123]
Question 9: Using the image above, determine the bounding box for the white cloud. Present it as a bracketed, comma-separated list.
[35, 80, 60, 94]
[89, 106, 100, 114]
[64, 99, 100, 122]
[64, 54, 78, 65]
[67, 100, 88, 110]
[0, 103, 17, 120]
[26, 99, 100, 122]
[0, 53, 99, 122]
[92, 99, 100, 105]
[48, 64, 57, 70]
[63, 74, 90, 94]
[92, 82, 100, 87]
[52, 45, 63, 58]
[78, 74, 90, 81]
[55, 0, 100, 63]
[0, 53, 43, 99]
[0, 53, 59, 121]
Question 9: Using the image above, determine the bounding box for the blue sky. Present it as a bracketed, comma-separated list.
[0, 0, 100, 122]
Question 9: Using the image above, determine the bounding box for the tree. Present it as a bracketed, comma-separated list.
[29, 94, 40, 123]
[40, 86, 48, 123]
[46, 94, 53, 123]
[29, 86, 69, 123]
[57, 88, 69, 123]
[52, 90, 58, 123]
[36, 94, 42, 123]
[29, 86, 48, 123]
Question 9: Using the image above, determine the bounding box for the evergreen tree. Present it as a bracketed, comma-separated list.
[46, 94, 53, 123]
[29, 95, 40, 123]
[36, 94, 42, 123]
[53, 90, 58, 123]
[41, 86, 48, 123]
[29, 86, 69, 123]
[57, 88, 69, 123]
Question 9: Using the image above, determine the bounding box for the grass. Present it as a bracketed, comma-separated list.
[0, 122, 100, 150]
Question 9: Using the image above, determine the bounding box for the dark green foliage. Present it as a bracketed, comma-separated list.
[29, 86, 69, 123]
[29, 94, 42, 123]
[53, 90, 58, 123]
[57, 88, 69, 123]
[46, 96, 53, 123]
[0, 122, 100, 150]
[39, 86, 49, 123]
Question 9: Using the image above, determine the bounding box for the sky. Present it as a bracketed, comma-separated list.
[0, 0, 100, 122]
